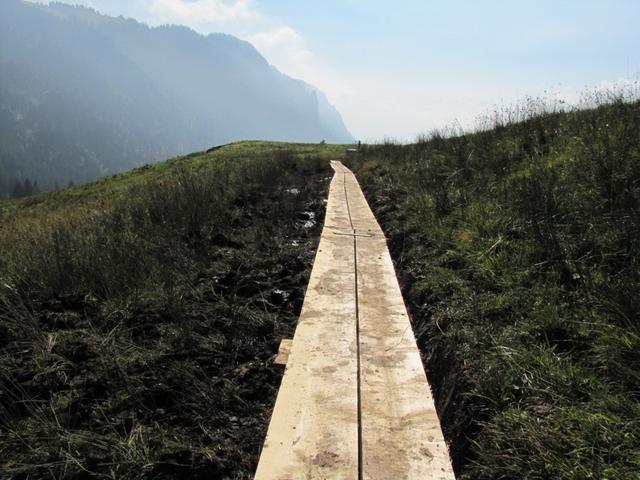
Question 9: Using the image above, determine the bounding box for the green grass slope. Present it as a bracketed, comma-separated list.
[348, 99, 640, 479]
[0, 141, 344, 479]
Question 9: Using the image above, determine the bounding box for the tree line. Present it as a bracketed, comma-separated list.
[0, 175, 76, 199]
[0, 176, 40, 198]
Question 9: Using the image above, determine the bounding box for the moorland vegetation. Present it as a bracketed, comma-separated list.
[2, 87, 639, 480]
[0, 142, 342, 479]
[348, 89, 640, 479]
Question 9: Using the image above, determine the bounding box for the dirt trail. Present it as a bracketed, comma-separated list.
[254, 161, 454, 479]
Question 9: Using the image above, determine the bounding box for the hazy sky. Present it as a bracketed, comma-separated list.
[27, 0, 640, 141]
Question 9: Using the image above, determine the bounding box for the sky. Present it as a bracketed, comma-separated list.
[27, 0, 640, 141]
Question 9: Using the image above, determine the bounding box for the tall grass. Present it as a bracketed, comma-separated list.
[349, 92, 640, 479]
[0, 144, 334, 479]
[1, 150, 323, 302]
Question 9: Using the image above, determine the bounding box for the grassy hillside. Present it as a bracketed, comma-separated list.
[3, 98, 639, 480]
[347, 98, 640, 479]
[0, 141, 344, 479]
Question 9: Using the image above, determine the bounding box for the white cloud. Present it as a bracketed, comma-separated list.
[249, 27, 314, 76]
[248, 26, 303, 51]
[147, 0, 260, 32]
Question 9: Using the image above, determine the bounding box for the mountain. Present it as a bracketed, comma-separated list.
[0, 0, 353, 194]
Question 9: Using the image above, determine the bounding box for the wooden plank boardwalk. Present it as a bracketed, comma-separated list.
[254, 161, 455, 480]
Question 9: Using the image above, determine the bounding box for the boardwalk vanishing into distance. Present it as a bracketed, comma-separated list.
[254, 161, 455, 480]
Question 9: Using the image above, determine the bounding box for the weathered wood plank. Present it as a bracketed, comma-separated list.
[254, 164, 359, 480]
[341, 168, 456, 480]
[274, 339, 293, 366]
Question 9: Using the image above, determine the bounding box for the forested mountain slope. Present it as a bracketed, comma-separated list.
[0, 0, 353, 194]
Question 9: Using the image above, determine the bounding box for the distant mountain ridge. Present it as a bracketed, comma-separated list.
[0, 0, 353, 193]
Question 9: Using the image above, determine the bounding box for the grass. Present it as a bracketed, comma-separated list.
[0, 141, 344, 221]
[3, 91, 640, 479]
[347, 93, 640, 479]
[0, 141, 345, 479]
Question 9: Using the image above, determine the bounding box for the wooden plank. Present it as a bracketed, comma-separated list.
[254, 163, 359, 480]
[342, 164, 456, 480]
[274, 339, 293, 366]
